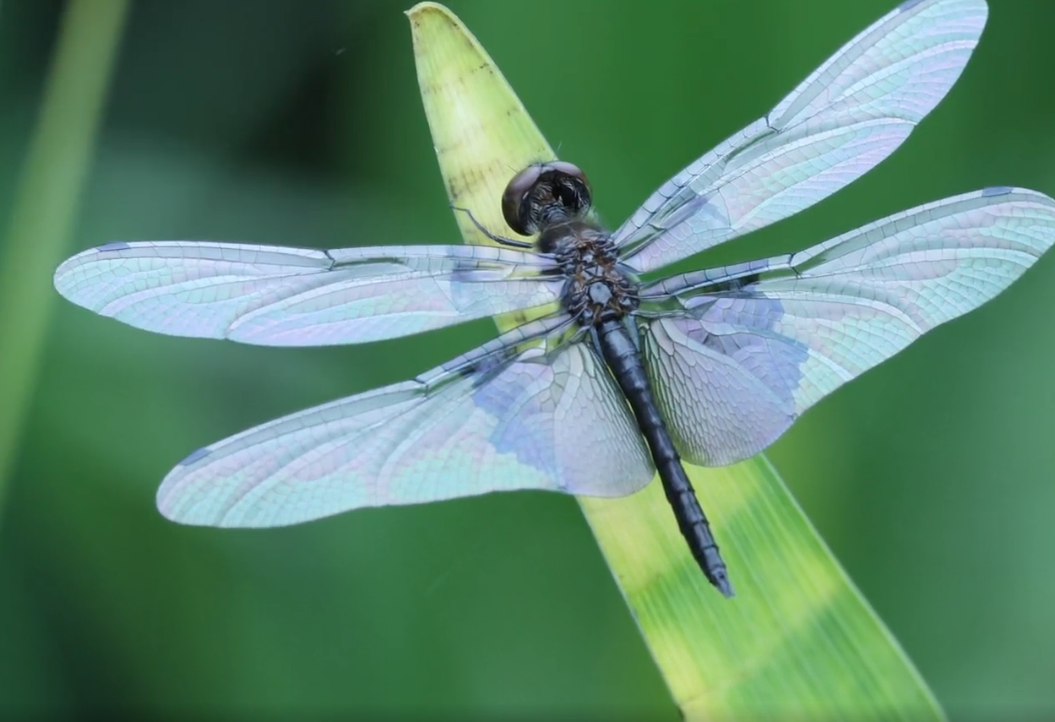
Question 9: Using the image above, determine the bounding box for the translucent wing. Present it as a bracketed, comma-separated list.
[156, 318, 654, 527]
[54, 241, 562, 346]
[639, 187, 1055, 465]
[616, 0, 988, 273]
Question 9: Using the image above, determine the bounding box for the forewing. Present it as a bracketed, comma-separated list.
[54, 241, 562, 346]
[156, 320, 654, 527]
[640, 187, 1055, 466]
[616, 0, 988, 273]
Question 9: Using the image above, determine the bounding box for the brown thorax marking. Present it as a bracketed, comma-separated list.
[541, 221, 638, 326]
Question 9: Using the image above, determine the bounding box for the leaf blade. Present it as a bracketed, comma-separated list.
[407, 3, 944, 719]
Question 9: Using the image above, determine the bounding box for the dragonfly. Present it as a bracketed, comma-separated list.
[54, 0, 1054, 597]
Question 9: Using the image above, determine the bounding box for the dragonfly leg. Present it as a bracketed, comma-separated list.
[450, 204, 534, 249]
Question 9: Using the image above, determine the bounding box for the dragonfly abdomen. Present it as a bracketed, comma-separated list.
[596, 319, 733, 597]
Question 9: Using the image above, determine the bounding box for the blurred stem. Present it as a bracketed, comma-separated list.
[0, 0, 129, 520]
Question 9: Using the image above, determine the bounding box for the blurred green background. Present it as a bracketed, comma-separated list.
[1, 0, 1053, 717]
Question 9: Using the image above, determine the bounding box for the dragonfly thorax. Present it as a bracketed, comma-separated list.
[550, 222, 638, 325]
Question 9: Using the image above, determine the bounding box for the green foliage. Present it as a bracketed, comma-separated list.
[1, 0, 1054, 717]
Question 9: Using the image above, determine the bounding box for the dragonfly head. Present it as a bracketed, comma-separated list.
[502, 161, 592, 236]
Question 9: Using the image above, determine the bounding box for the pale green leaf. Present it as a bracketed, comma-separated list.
[407, 3, 945, 719]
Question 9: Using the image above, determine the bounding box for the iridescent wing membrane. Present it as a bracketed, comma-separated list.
[637, 187, 1055, 466]
[616, 0, 989, 272]
[54, 241, 563, 346]
[155, 318, 654, 527]
[53, 0, 1055, 528]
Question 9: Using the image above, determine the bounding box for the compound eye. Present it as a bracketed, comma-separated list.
[544, 161, 588, 190]
[501, 165, 544, 235]
[501, 161, 593, 236]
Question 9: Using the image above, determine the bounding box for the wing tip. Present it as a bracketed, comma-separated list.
[155, 490, 237, 529]
[53, 242, 137, 298]
[155, 446, 221, 527]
